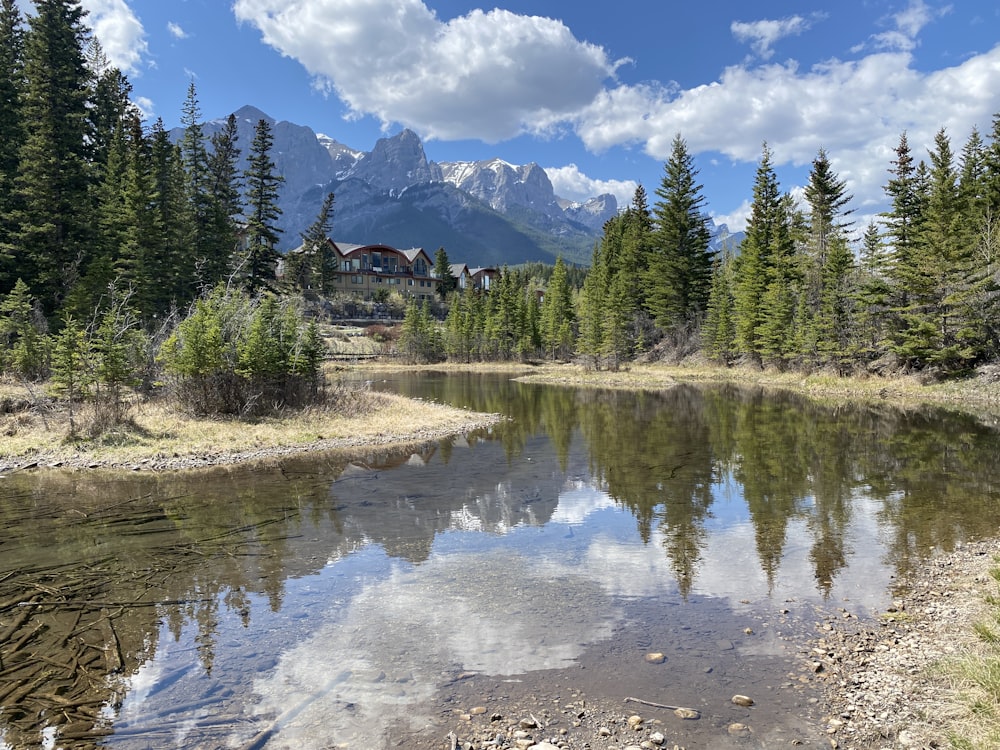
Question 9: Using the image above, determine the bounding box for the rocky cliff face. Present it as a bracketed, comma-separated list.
[178, 106, 618, 263]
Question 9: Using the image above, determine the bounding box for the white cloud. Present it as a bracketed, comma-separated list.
[229, 0, 998, 217]
[731, 15, 813, 60]
[232, 0, 623, 142]
[574, 43, 1000, 217]
[544, 164, 637, 207]
[167, 21, 188, 40]
[80, 0, 148, 75]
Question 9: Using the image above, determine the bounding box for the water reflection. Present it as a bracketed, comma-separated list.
[0, 375, 998, 748]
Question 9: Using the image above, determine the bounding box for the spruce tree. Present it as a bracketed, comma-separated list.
[733, 144, 784, 362]
[577, 243, 608, 368]
[204, 113, 242, 288]
[644, 134, 713, 335]
[289, 192, 335, 293]
[0, 0, 25, 290]
[14, 0, 94, 315]
[539, 256, 575, 359]
[240, 118, 284, 291]
[433, 246, 457, 299]
[703, 254, 736, 362]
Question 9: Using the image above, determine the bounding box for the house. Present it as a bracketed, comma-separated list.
[325, 241, 437, 300]
[448, 263, 470, 291]
[469, 267, 499, 292]
[285, 239, 499, 301]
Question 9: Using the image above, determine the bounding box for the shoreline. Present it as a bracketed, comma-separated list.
[809, 537, 1000, 749]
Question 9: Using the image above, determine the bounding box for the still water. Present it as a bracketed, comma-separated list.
[1, 373, 999, 749]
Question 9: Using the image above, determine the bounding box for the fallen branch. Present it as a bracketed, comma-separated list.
[624, 696, 700, 719]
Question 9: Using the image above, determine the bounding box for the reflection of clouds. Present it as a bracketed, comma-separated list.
[691, 493, 893, 613]
[550, 483, 617, 525]
[244, 550, 620, 749]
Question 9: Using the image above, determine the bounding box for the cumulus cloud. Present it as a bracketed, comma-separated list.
[574, 42, 1000, 215]
[544, 164, 637, 207]
[231, 0, 623, 142]
[731, 15, 813, 60]
[229, 0, 997, 216]
[80, 0, 148, 75]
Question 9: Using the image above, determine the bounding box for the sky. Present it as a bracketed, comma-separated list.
[28, 0, 1000, 232]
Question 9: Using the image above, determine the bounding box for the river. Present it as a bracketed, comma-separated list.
[1, 372, 998, 749]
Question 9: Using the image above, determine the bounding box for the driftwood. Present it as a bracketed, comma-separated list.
[624, 696, 701, 719]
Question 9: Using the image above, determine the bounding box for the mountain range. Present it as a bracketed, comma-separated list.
[174, 105, 742, 268]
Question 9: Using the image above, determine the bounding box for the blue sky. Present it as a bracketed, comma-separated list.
[48, 1, 1000, 231]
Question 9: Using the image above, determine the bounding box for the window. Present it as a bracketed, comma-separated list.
[351, 275, 362, 284]
[407, 279, 414, 286]
[414, 259, 427, 276]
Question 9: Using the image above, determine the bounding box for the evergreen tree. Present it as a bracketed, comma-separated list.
[853, 221, 891, 361]
[14, 0, 94, 315]
[733, 143, 786, 362]
[703, 254, 736, 362]
[601, 271, 633, 370]
[150, 119, 195, 306]
[180, 81, 215, 292]
[0, 0, 25, 290]
[803, 148, 853, 267]
[539, 256, 575, 359]
[288, 192, 335, 293]
[204, 112, 242, 287]
[0, 278, 48, 379]
[433, 246, 457, 299]
[577, 241, 609, 368]
[644, 134, 713, 334]
[814, 234, 856, 369]
[240, 118, 284, 291]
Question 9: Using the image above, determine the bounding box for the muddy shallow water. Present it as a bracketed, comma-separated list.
[1, 374, 998, 749]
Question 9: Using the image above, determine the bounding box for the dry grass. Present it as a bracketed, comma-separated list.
[0, 382, 500, 471]
[942, 560, 1000, 750]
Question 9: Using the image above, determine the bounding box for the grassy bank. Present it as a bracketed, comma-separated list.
[5, 359, 1000, 472]
[0, 379, 502, 472]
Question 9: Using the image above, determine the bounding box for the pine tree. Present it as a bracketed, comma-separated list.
[14, 0, 94, 315]
[240, 118, 284, 291]
[204, 113, 242, 288]
[703, 254, 736, 362]
[0, 0, 25, 290]
[289, 192, 335, 293]
[539, 256, 575, 359]
[733, 144, 786, 362]
[433, 246, 457, 299]
[644, 134, 713, 335]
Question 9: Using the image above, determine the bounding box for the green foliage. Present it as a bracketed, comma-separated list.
[433, 247, 457, 300]
[539, 257, 575, 359]
[644, 135, 714, 333]
[240, 118, 284, 292]
[398, 299, 444, 363]
[0, 278, 49, 380]
[159, 287, 324, 415]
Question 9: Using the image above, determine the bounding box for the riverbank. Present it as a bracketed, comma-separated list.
[809, 537, 1000, 750]
[0, 385, 504, 474]
[5, 361, 1000, 475]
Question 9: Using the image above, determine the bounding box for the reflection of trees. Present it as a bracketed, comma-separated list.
[4, 373, 1000, 745]
[576, 385, 716, 598]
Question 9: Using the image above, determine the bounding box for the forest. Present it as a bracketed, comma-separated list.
[4, 0, 1000, 434]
